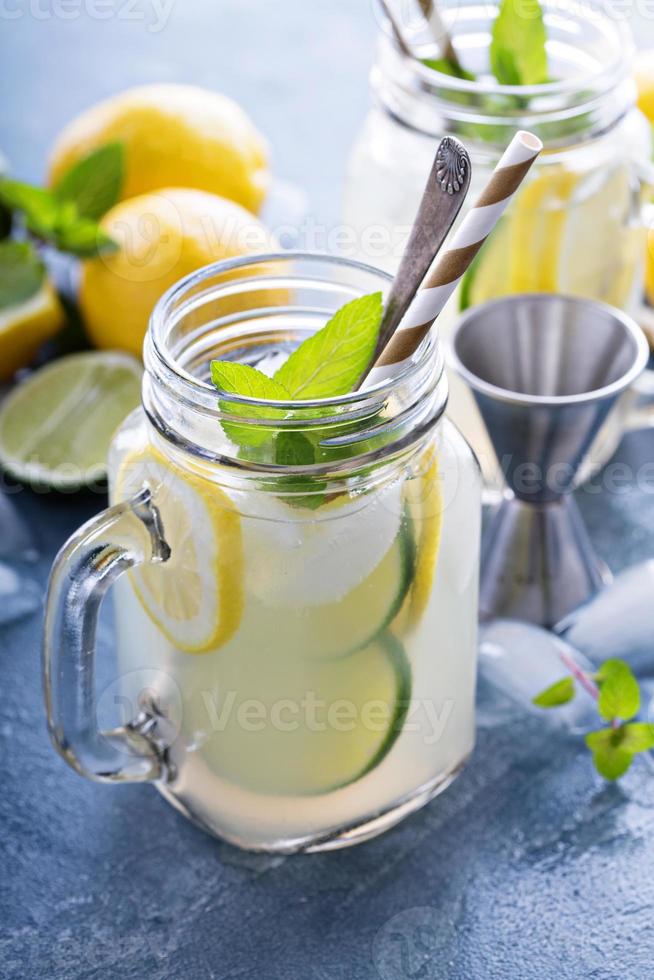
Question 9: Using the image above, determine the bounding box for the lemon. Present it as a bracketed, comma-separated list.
[461, 164, 639, 309]
[78, 188, 277, 356]
[635, 50, 654, 123]
[647, 224, 654, 307]
[116, 448, 244, 653]
[48, 84, 269, 213]
[0, 282, 65, 382]
[393, 449, 443, 634]
[0, 351, 141, 487]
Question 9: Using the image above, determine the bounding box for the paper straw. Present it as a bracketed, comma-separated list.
[364, 130, 543, 386]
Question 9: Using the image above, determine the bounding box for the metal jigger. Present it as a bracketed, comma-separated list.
[451, 294, 649, 627]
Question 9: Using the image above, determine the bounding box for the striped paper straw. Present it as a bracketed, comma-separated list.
[363, 130, 543, 387]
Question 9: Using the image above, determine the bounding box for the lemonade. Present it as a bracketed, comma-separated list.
[45, 254, 481, 852]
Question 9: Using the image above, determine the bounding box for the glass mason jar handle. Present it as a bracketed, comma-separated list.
[44, 487, 171, 783]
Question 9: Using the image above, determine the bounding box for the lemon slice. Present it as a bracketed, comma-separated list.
[0, 281, 65, 382]
[0, 350, 141, 488]
[393, 449, 443, 634]
[461, 165, 639, 309]
[116, 449, 244, 653]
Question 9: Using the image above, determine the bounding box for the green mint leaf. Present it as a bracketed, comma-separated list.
[211, 361, 292, 448]
[0, 179, 59, 237]
[585, 727, 634, 779]
[591, 746, 634, 781]
[421, 56, 476, 81]
[51, 214, 118, 257]
[0, 241, 45, 311]
[0, 177, 117, 257]
[275, 430, 315, 466]
[424, 57, 476, 82]
[490, 0, 548, 85]
[532, 676, 575, 708]
[273, 292, 383, 399]
[620, 722, 654, 754]
[596, 659, 640, 722]
[54, 142, 124, 221]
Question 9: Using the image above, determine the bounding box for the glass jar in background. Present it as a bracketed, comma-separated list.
[44, 254, 482, 853]
[343, 0, 654, 480]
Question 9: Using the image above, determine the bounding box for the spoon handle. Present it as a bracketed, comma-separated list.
[367, 136, 471, 373]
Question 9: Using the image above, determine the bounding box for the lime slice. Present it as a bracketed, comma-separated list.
[117, 448, 244, 653]
[0, 350, 142, 488]
[257, 525, 415, 660]
[194, 631, 411, 796]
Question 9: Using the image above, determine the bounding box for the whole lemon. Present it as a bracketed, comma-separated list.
[48, 84, 269, 214]
[79, 188, 277, 356]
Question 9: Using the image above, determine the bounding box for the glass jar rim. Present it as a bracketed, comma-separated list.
[373, 0, 638, 149]
[147, 250, 442, 413]
[407, 0, 633, 100]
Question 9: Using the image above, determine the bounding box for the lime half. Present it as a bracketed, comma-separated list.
[0, 351, 142, 488]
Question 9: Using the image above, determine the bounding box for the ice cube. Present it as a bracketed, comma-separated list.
[478, 619, 599, 733]
[557, 561, 654, 676]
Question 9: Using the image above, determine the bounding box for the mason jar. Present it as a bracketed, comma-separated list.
[343, 0, 654, 478]
[44, 253, 482, 853]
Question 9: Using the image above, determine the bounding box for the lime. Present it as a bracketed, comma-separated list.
[0, 350, 142, 488]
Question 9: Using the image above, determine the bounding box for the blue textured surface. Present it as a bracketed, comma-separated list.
[2, 3, 654, 978]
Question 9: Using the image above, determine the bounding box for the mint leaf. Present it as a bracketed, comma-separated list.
[532, 676, 575, 708]
[0, 179, 59, 237]
[275, 430, 315, 466]
[0, 241, 45, 310]
[52, 212, 118, 257]
[490, 0, 548, 86]
[620, 722, 654, 754]
[596, 659, 640, 722]
[54, 142, 124, 221]
[585, 728, 633, 779]
[422, 56, 476, 81]
[211, 361, 292, 448]
[273, 292, 383, 399]
[0, 177, 117, 257]
[592, 746, 634, 781]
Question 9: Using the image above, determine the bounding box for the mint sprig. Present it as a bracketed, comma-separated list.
[0, 142, 123, 258]
[533, 658, 654, 781]
[422, 0, 548, 89]
[210, 293, 385, 500]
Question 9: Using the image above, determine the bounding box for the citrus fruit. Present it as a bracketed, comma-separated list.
[461, 165, 639, 310]
[0, 350, 141, 487]
[48, 84, 269, 213]
[0, 281, 65, 382]
[191, 630, 411, 796]
[116, 448, 244, 653]
[635, 50, 654, 123]
[78, 188, 277, 356]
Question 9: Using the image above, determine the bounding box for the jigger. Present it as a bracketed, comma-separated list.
[450, 294, 649, 627]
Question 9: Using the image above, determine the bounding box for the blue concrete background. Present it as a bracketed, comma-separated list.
[2, 2, 654, 978]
